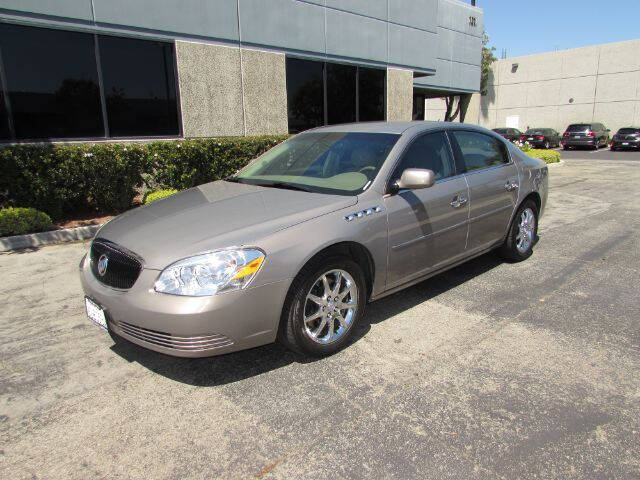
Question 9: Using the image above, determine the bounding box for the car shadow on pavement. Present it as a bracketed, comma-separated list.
[110, 251, 504, 386]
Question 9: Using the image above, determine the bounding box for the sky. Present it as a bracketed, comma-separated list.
[480, 0, 640, 58]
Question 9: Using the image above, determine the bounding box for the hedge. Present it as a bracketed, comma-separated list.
[526, 149, 561, 164]
[0, 135, 288, 219]
[144, 189, 178, 204]
[0, 207, 53, 237]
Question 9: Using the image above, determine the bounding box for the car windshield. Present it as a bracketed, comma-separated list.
[567, 124, 590, 132]
[230, 132, 400, 195]
[525, 129, 545, 135]
[618, 128, 640, 134]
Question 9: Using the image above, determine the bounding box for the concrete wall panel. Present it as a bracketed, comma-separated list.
[176, 41, 244, 137]
[388, 24, 437, 71]
[561, 46, 599, 78]
[93, 0, 239, 40]
[598, 41, 640, 74]
[389, 0, 437, 33]
[497, 84, 528, 109]
[326, 0, 387, 20]
[0, 0, 93, 21]
[595, 72, 639, 103]
[593, 101, 636, 131]
[437, 0, 483, 38]
[325, 8, 387, 63]
[239, 0, 325, 54]
[559, 76, 597, 106]
[241, 49, 288, 136]
[450, 62, 480, 92]
[386, 68, 413, 121]
[557, 103, 595, 129]
[526, 80, 561, 108]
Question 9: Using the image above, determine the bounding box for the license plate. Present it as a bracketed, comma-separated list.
[527, 137, 534, 141]
[573, 135, 580, 139]
[622, 142, 629, 146]
[85, 297, 107, 330]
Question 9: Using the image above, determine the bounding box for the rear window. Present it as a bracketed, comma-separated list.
[493, 128, 509, 134]
[618, 128, 640, 134]
[525, 129, 545, 135]
[567, 124, 590, 132]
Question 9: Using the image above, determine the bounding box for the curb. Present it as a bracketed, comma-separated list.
[0, 224, 103, 252]
[547, 159, 565, 167]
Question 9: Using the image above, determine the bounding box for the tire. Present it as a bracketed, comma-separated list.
[278, 256, 366, 357]
[498, 200, 539, 262]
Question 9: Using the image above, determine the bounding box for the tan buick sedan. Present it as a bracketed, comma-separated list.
[81, 122, 548, 357]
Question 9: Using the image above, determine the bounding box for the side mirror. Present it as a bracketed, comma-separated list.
[394, 168, 435, 191]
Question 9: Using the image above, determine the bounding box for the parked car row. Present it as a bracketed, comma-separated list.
[493, 123, 640, 151]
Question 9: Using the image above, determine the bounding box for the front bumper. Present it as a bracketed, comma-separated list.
[80, 255, 290, 357]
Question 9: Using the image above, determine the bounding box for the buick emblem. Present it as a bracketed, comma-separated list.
[97, 254, 109, 276]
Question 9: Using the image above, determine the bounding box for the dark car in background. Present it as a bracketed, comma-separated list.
[562, 123, 610, 150]
[492, 128, 522, 143]
[520, 128, 561, 149]
[610, 127, 640, 151]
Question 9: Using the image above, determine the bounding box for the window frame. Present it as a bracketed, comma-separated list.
[0, 24, 182, 143]
[385, 129, 460, 194]
[447, 129, 514, 177]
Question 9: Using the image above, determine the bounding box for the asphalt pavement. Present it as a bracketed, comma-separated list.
[1, 153, 639, 479]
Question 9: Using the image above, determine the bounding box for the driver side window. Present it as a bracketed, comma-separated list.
[392, 132, 456, 182]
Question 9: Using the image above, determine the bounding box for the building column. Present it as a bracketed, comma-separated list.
[386, 68, 413, 121]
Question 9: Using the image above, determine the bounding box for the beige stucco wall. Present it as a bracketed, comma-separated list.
[386, 68, 413, 121]
[479, 39, 640, 133]
[176, 42, 288, 137]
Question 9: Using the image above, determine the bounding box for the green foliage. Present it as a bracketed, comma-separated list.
[481, 32, 497, 96]
[144, 189, 178, 204]
[0, 135, 288, 219]
[526, 149, 561, 164]
[0, 207, 53, 237]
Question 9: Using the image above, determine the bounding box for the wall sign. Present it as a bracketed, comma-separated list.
[469, 16, 477, 27]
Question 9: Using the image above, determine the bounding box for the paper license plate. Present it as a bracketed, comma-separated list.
[85, 297, 107, 330]
[527, 137, 534, 141]
[573, 135, 580, 139]
[622, 142, 629, 146]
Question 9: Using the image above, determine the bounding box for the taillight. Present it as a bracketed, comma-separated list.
[563, 132, 569, 137]
[536, 135, 544, 140]
[587, 131, 595, 137]
[520, 135, 526, 141]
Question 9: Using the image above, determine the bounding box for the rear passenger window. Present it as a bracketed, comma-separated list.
[451, 131, 510, 172]
[392, 132, 455, 181]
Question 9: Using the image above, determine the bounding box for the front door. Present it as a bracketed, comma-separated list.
[384, 132, 469, 289]
[448, 130, 518, 253]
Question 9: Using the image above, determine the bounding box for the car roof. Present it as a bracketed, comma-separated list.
[306, 121, 489, 135]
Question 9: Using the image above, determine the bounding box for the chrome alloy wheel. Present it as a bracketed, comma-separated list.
[303, 269, 358, 344]
[516, 207, 536, 253]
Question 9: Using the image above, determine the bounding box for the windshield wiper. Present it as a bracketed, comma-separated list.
[224, 176, 243, 183]
[258, 182, 311, 192]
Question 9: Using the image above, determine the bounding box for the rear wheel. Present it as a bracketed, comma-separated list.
[499, 200, 538, 262]
[279, 257, 366, 356]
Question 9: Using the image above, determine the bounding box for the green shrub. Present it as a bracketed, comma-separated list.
[144, 189, 178, 204]
[0, 207, 53, 237]
[0, 135, 288, 219]
[526, 149, 561, 164]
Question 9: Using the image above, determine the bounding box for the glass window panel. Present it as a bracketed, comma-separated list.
[327, 63, 356, 125]
[285, 58, 324, 134]
[0, 23, 103, 139]
[0, 90, 10, 140]
[98, 35, 179, 137]
[359, 67, 385, 122]
[392, 132, 455, 181]
[451, 131, 509, 171]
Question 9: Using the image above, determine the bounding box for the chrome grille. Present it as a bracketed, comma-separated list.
[90, 239, 142, 289]
[117, 321, 233, 351]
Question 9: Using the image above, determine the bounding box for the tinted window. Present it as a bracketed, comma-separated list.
[618, 128, 640, 134]
[567, 124, 591, 132]
[493, 128, 508, 134]
[99, 35, 178, 137]
[360, 67, 385, 121]
[235, 132, 399, 195]
[451, 131, 509, 171]
[392, 132, 455, 181]
[0, 91, 10, 140]
[0, 23, 103, 139]
[327, 63, 356, 125]
[286, 58, 324, 134]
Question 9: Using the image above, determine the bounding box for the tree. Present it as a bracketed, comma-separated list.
[443, 32, 496, 122]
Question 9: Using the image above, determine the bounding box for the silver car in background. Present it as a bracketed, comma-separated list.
[80, 122, 548, 357]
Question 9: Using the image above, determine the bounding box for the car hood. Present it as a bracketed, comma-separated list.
[97, 180, 357, 269]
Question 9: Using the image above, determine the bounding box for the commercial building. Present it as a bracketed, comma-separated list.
[0, 0, 482, 142]
[424, 38, 640, 133]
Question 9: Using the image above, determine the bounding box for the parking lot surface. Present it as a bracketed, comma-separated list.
[1, 155, 639, 479]
[559, 147, 640, 161]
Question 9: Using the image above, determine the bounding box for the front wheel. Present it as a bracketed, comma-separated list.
[279, 257, 366, 356]
[499, 200, 539, 262]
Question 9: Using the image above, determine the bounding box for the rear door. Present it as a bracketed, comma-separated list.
[384, 131, 469, 288]
[449, 130, 519, 253]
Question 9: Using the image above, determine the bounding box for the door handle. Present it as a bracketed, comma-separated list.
[504, 181, 518, 191]
[450, 194, 468, 208]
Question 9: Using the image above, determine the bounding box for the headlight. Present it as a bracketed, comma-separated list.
[154, 248, 265, 296]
